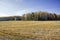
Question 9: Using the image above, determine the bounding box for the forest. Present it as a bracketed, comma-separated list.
[0, 11, 60, 21]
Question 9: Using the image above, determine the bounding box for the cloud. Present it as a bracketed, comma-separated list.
[15, 0, 18, 2]
[15, 0, 24, 2]
[0, 0, 19, 16]
[14, 9, 37, 16]
[0, 9, 31, 17]
[14, 9, 29, 16]
[0, 12, 11, 17]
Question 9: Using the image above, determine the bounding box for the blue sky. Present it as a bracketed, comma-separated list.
[0, 0, 60, 17]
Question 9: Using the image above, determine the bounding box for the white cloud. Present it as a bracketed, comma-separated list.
[0, 12, 10, 17]
[0, 0, 32, 17]
[14, 9, 38, 16]
[16, 0, 19, 2]
[0, 0, 19, 16]
[14, 9, 30, 16]
[15, 0, 24, 2]
[0, 9, 31, 17]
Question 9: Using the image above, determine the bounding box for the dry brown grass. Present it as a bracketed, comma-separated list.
[0, 21, 60, 40]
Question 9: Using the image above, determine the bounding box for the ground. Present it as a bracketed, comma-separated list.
[0, 21, 60, 40]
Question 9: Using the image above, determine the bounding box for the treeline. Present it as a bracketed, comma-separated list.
[0, 16, 22, 21]
[22, 11, 60, 21]
[0, 11, 60, 21]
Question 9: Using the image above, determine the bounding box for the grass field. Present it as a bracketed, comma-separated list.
[0, 21, 60, 40]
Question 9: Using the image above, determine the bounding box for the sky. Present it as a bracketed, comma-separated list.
[0, 0, 60, 17]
